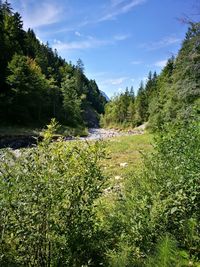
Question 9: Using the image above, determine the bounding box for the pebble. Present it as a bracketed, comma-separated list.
[81, 127, 144, 141]
[115, 175, 122, 180]
[120, 162, 128, 167]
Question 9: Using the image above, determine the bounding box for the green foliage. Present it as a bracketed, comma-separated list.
[135, 81, 148, 125]
[146, 235, 190, 267]
[61, 76, 82, 126]
[0, 3, 107, 128]
[102, 23, 200, 131]
[147, 235, 178, 267]
[0, 121, 107, 266]
[108, 244, 132, 267]
[0, 119, 199, 266]
[101, 87, 137, 128]
[0, 1, 25, 93]
[6, 54, 50, 124]
[102, 74, 158, 129]
[149, 23, 200, 130]
[102, 120, 200, 266]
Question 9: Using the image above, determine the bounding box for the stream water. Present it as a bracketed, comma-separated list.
[0, 128, 144, 149]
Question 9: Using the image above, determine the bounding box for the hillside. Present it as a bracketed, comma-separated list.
[0, 1, 200, 266]
[101, 22, 200, 130]
[0, 2, 107, 128]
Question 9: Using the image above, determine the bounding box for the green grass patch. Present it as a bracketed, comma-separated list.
[102, 133, 153, 180]
[0, 125, 88, 137]
[0, 126, 41, 136]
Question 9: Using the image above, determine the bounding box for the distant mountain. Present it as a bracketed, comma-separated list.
[100, 90, 110, 102]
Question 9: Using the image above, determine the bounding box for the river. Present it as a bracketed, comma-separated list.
[0, 128, 144, 149]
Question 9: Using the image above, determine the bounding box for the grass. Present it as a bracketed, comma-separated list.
[101, 133, 153, 187]
[0, 126, 41, 136]
[97, 132, 153, 225]
[0, 125, 88, 137]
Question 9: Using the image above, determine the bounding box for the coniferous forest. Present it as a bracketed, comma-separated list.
[0, 1, 200, 267]
[0, 2, 107, 128]
[102, 22, 200, 130]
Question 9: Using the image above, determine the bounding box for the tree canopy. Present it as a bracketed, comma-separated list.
[102, 22, 200, 130]
[0, 2, 107, 127]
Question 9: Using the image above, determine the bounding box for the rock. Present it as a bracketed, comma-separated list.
[120, 162, 128, 167]
[103, 187, 112, 194]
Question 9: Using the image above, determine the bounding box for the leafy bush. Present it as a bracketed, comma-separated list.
[0, 120, 107, 266]
[146, 234, 191, 267]
[1, 119, 199, 266]
[105, 121, 200, 266]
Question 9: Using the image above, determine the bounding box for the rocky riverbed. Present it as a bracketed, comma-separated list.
[81, 127, 144, 140]
[0, 127, 144, 149]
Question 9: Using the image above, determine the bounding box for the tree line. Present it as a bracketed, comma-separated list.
[0, 1, 107, 128]
[102, 22, 200, 130]
[0, 2, 199, 266]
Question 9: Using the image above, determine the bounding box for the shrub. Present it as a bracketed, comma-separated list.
[0, 120, 107, 266]
[106, 120, 200, 266]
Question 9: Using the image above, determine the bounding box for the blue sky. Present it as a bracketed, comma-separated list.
[9, 0, 200, 97]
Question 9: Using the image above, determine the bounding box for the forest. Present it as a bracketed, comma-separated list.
[0, 1, 200, 267]
[101, 22, 200, 130]
[0, 1, 107, 129]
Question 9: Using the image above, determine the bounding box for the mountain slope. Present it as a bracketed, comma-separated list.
[0, 2, 107, 127]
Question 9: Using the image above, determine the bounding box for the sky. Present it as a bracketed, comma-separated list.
[8, 0, 200, 98]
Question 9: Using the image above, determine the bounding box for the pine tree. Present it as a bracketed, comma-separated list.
[6, 54, 49, 124]
[135, 82, 148, 125]
[61, 76, 82, 126]
[0, 2, 107, 127]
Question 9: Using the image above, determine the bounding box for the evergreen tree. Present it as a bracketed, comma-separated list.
[148, 23, 200, 130]
[0, 3, 5, 91]
[127, 87, 136, 125]
[148, 57, 174, 130]
[61, 76, 82, 126]
[0, 2, 107, 127]
[6, 54, 49, 125]
[135, 82, 148, 125]
[169, 23, 200, 121]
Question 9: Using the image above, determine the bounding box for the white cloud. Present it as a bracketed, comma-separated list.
[98, 0, 146, 22]
[102, 77, 128, 86]
[154, 59, 168, 68]
[75, 31, 82, 37]
[110, 77, 127, 85]
[52, 32, 132, 52]
[13, 0, 65, 29]
[141, 35, 181, 50]
[53, 39, 61, 44]
[76, 0, 146, 26]
[52, 37, 112, 51]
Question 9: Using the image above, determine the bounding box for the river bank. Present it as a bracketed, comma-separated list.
[0, 127, 144, 149]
